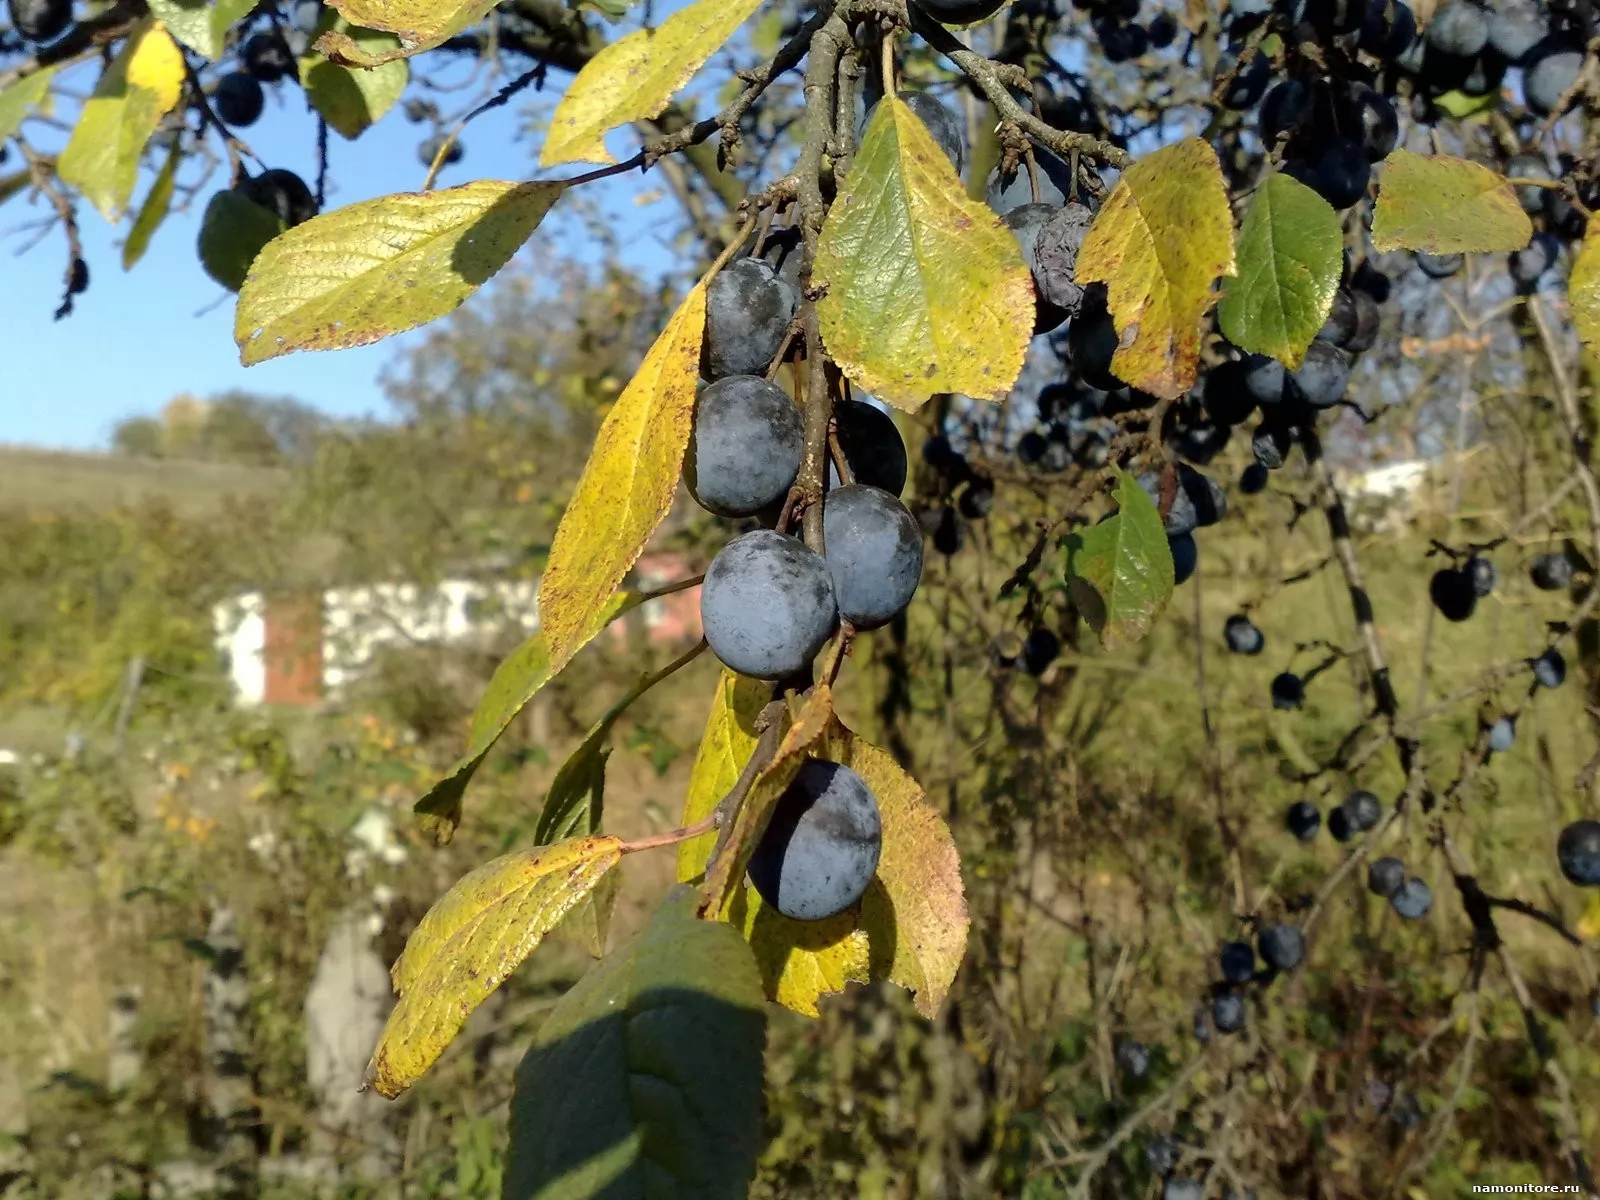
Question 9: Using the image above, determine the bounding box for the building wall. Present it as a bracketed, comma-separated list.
[213, 593, 267, 706]
[212, 561, 699, 708]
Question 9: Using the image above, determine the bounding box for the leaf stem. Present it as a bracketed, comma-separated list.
[619, 812, 719, 856]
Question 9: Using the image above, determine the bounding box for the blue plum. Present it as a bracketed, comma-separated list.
[1258, 923, 1304, 970]
[703, 258, 799, 380]
[822, 485, 924, 629]
[686, 375, 804, 518]
[1558, 820, 1600, 886]
[748, 759, 882, 921]
[701, 531, 838, 679]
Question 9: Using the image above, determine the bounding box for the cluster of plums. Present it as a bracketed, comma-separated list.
[689, 235, 924, 923]
[1430, 551, 1573, 691]
[1286, 792, 1433, 916]
[213, 31, 298, 129]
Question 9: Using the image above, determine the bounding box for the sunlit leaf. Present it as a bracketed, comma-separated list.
[677, 670, 770, 883]
[323, 0, 498, 64]
[235, 180, 562, 364]
[1065, 469, 1175, 650]
[541, 0, 764, 167]
[536, 281, 706, 672]
[503, 890, 765, 1200]
[58, 22, 185, 221]
[366, 835, 623, 1099]
[1568, 228, 1600, 359]
[834, 724, 968, 1018]
[1432, 89, 1497, 119]
[732, 885, 870, 1018]
[1217, 172, 1342, 370]
[1076, 137, 1236, 400]
[1370, 150, 1532, 254]
[816, 95, 1032, 411]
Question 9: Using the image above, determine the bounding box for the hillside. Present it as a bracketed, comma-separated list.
[0, 446, 285, 517]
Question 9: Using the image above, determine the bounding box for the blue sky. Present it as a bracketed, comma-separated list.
[0, 13, 693, 451]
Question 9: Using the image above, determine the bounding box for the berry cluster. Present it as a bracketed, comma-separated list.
[689, 220, 932, 922]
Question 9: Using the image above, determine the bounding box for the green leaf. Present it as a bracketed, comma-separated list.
[503, 889, 766, 1200]
[366, 835, 624, 1099]
[0, 169, 29, 206]
[1217, 172, 1342, 370]
[541, 0, 764, 166]
[413, 590, 645, 845]
[1076, 137, 1237, 400]
[198, 188, 286, 292]
[1064, 469, 1175, 651]
[146, 0, 257, 59]
[298, 18, 408, 139]
[0, 67, 56, 144]
[534, 640, 706, 845]
[535, 736, 612, 846]
[122, 138, 181, 270]
[816, 95, 1033, 411]
[1370, 150, 1532, 254]
[235, 179, 562, 365]
[58, 21, 186, 221]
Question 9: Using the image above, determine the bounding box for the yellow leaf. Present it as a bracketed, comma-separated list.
[1076, 137, 1236, 401]
[368, 834, 622, 1099]
[1576, 891, 1600, 942]
[58, 22, 185, 221]
[698, 684, 835, 921]
[816, 96, 1033, 412]
[708, 714, 968, 1019]
[541, 0, 764, 167]
[677, 670, 770, 883]
[732, 885, 870, 1018]
[235, 181, 562, 365]
[820, 723, 968, 1018]
[537, 282, 707, 673]
[126, 24, 185, 99]
[1570, 228, 1600, 359]
[326, 0, 497, 59]
[1370, 150, 1533, 255]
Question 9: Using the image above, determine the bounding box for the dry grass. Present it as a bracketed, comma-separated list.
[0, 446, 284, 518]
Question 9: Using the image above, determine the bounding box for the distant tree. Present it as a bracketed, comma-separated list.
[111, 392, 325, 466]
